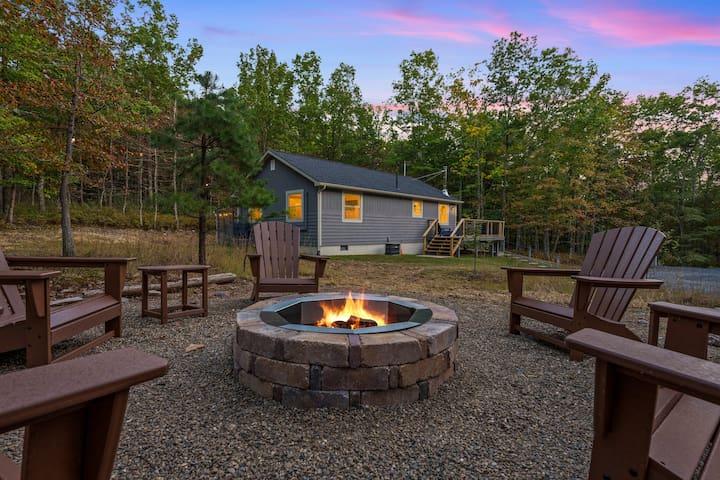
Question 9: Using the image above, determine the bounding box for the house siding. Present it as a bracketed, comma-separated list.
[321, 189, 456, 247]
[256, 158, 318, 248]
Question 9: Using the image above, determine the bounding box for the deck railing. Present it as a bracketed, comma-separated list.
[422, 219, 439, 253]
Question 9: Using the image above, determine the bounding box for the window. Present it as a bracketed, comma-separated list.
[438, 203, 450, 225]
[342, 192, 363, 222]
[248, 208, 262, 222]
[270, 158, 276, 171]
[340, 245, 349, 251]
[412, 200, 423, 218]
[286, 190, 303, 222]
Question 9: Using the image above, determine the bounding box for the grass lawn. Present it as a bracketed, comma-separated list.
[0, 226, 708, 305]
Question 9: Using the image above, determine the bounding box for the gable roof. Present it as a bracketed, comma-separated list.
[264, 150, 461, 204]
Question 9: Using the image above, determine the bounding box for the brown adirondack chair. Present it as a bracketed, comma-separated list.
[504, 226, 665, 360]
[567, 328, 720, 479]
[0, 347, 167, 480]
[248, 221, 328, 301]
[0, 251, 134, 367]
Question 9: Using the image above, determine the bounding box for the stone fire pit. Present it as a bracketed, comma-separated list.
[232, 293, 459, 408]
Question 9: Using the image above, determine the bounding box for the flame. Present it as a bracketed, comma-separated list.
[316, 292, 387, 329]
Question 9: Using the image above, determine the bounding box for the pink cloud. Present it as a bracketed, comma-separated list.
[547, 5, 720, 47]
[365, 8, 514, 44]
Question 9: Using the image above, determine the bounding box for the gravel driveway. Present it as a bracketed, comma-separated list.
[1, 284, 710, 479]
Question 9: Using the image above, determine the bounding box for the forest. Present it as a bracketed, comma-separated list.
[2, 1, 720, 266]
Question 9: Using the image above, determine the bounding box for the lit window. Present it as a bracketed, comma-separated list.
[342, 192, 362, 222]
[438, 204, 450, 225]
[412, 200, 423, 218]
[286, 191, 303, 222]
[249, 208, 262, 222]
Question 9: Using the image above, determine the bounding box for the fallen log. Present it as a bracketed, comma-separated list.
[85, 272, 237, 298]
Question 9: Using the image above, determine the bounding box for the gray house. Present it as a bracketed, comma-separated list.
[248, 150, 463, 255]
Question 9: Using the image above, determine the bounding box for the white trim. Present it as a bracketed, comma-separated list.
[342, 191, 363, 223]
[412, 199, 423, 218]
[438, 203, 450, 225]
[319, 243, 423, 256]
[285, 189, 304, 223]
[263, 151, 463, 204]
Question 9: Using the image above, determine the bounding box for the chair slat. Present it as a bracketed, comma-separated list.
[570, 227, 664, 322]
[252, 221, 301, 280]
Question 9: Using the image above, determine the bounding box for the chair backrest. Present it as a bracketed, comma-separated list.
[0, 249, 25, 327]
[571, 226, 665, 322]
[252, 221, 301, 279]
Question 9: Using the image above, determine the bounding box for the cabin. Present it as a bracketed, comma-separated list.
[243, 150, 465, 256]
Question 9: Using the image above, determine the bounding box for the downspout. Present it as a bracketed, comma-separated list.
[317, 185, 326, 255]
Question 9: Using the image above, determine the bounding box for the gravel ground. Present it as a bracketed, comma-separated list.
[1, 282, 716, 479]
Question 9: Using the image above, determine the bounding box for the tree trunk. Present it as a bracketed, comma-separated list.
[153, 148, 159, 227]
[172, 99, 179, 230]
[122, 148, 129, 213]
[173, 151, 179, 230]
[198, 135, 209, 264]
[5, 185, 16, 225]
[138, 149, 144, 227]
[38, 176, 45, 212]
[60, 53, 81, 256]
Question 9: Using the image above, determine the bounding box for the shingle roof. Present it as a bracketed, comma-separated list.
[266, 150, 460, 203]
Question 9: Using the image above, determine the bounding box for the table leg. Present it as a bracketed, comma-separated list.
[160, 271, 168, 324]
[648, 309, 661, 347]
[201, 269, 209, 316]
[182, 271, 188, 308]
[141, 272, 149, 317]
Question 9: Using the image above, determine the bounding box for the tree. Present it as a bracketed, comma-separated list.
[292, 51, 324, 156]
[237, 45, 295, 153]
[172, 72, 269, 264]
[391, 50, 455, 178]
[321, 63, 379, 164]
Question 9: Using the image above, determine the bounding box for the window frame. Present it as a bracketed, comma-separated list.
[270, 158, 276, 171]
[438, 203, 450, 225]
[285, 189, 304, 223]
[412, 199, 424, 218]
[342, 192, 363, 223]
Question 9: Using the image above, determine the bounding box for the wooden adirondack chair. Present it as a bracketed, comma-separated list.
[247, 221, 328, 301]
[0, 251, 134, 367]
[504, 226, 665, 360]
[567, 328, 720, 479]
[0, 347, 167, 480]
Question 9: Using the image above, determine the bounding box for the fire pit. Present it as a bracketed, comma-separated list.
[233, 293, 458, 408]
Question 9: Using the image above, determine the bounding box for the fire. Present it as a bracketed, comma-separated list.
[316, 292, 387, 329]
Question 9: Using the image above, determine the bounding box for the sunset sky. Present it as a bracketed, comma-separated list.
[164, 0, 720, 103]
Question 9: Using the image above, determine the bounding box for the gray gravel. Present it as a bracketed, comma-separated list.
[1, 285, 712, 479]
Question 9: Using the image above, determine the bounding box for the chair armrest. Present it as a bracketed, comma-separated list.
[247, 254, 261, 278]
[650, 301, 720, 324]
[299, 254, 329, 262]
[572, 276, 663, 288]
[0, 348, 168, 434]
[6, 256, 136, 268]
[502, 266, 581, 276]
[566, 329, 720, 405]
[301, 255, 328, 279]
[0, 270, 60, 283]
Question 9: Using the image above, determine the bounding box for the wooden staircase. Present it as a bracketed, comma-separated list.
[424, 235, 457, 256]
[422, 219, 465, 256]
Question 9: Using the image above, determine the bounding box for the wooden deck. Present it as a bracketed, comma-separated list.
[422, 219, 505, 256]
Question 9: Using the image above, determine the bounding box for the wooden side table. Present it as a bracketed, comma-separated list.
[138, 265, 210, 324]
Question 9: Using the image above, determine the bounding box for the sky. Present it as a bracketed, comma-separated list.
[163, 0, 720, 103]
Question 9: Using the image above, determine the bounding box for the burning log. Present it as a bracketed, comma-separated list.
[331, 315, 378, 329]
